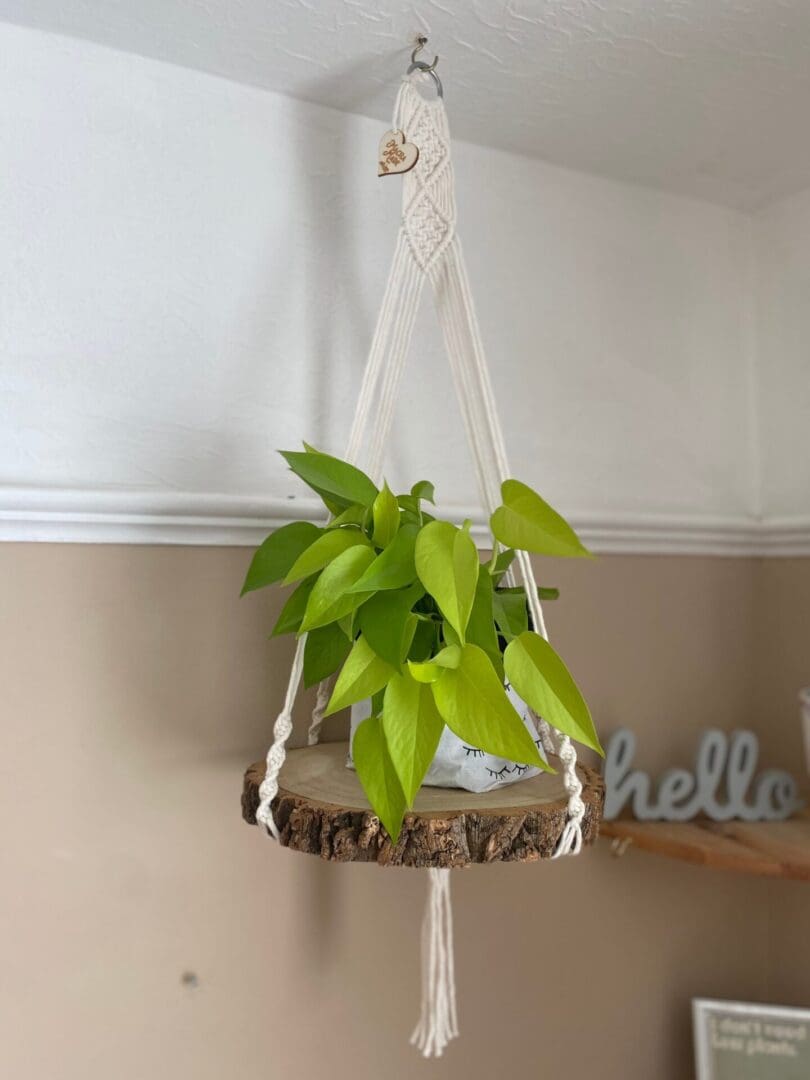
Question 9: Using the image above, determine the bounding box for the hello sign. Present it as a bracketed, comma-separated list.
[603, 728, 803, 823]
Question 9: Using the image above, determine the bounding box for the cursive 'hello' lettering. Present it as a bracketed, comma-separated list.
[603, 728, 803, 823]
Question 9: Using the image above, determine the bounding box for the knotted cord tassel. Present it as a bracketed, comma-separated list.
[410, 869, 458, 1058]
[552, 735, 585, 857]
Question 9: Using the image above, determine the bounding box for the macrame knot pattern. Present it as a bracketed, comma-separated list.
[398, 82, 456, 272]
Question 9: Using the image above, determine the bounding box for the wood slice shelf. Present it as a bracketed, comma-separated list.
[243, 741, 605, 868]
[601, 814, 810, 882]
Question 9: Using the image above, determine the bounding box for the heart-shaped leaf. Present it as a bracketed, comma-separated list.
[410, 480, 435, 504]
[281, 449, 378, 508]
[284, 528, 370, 584]
[299, 546, 376, 632]
[490, 480, 591, 558]
[408, 645, 461, 683]
[352, 716, 407, 842]
[466, 565, 503, 678]
[489, 547, 515, 580]
[326, 504, 367, 529]
[303, 622, 352, 689]
[372, 482, 400, 548]
[504, 631, 602, 754]
[431, 644, 549, 769]
[325, 635, 396, 716]
[414, 521, 479, 643]
[492, 589, 529, 642]
[358, 583, 423, 668]
[407, 617, 438, 663]
[241, 521, 321, 595]
[271, 576, 318, 637]
[348, 523, 418, 592]
[383, 671, 445, 804]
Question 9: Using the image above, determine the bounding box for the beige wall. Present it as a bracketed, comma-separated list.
[753, 559, 810, 1008]
[0, 545, 807, 1080]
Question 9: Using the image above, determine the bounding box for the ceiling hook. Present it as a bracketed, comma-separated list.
[411, 35, 439, 72]
[407, 35, 444, 98]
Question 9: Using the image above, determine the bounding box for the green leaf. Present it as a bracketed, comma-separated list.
[493, 587, 559, 641]
[325, 635, 395, 716]
[326, 504, 366, 529]
[490, 479, 591, 558]
[241, 522, 322, 595]
[498, 584, 560, 602]
[271, 575, 318, 636]
[431, 644, 549, 769]
[492, 589, 529, 642]
[383, 671, 444, 804]
[358, 584, 424, 668]
[372, 482, 400, 548]
[408, 645, 462, 683]
[348, 523, 418, 593]
[352, 716, 407, 842]
[396, 494, 419, 516]
[284, 528, 370, 584]
[410, 480, 435, 504]
[299, 546, 376, 632]
[466, 565, 503, 678]
[303, 623, 352, 689]
[281, 449, 378, 508]
[414, 521, 479, 644]
[408, 617, 437, 662]
[504, 631, 602, 754]
[490, 547, 515, 579]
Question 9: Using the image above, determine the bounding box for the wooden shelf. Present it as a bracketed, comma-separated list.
[243, 741, 605, 868]
[601, 814, 810, 881]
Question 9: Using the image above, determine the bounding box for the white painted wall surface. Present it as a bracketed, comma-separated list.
[0, 24, 787, 549]
[754, 187, 810, 521]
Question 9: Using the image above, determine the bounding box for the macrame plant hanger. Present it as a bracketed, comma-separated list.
[253, 48, 588, 1059]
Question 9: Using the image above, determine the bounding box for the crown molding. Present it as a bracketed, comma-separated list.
[1, 486, 808, 556]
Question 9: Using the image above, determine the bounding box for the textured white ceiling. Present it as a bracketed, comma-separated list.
[3, 0, 810, 208]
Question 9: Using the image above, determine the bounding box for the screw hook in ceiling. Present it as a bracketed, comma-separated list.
[407, 35, 444, 98]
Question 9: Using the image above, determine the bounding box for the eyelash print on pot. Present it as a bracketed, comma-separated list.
[487, 765, 513, 780]
[463, 746, 484, 758]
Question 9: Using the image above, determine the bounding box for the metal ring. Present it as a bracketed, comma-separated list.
[406, 61, 444, 99]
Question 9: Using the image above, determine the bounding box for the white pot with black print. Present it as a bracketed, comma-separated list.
[348, 683, 545, 794]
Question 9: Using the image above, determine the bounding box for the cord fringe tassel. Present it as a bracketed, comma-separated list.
[410, 869, 458, 1058]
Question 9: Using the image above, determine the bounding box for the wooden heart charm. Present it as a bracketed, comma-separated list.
[377, 129, 419, 177]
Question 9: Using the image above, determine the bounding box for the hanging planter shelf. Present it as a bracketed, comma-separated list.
[243, 742, 604, 867]
[242, 48, 607, 1057]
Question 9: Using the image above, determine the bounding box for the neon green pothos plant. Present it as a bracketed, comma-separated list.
[243, 445, 603, 841]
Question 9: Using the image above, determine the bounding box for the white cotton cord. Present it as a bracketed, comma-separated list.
[410, 868, 458, 1058]
[367, 253, 424, 479]
[533, 711, 557, 760]
[258, 244, 405, 824]
[429, 257, 501, 515]
[255, 636, 306, 840]
[345, 231, 410, 464]
[431, 199, 576, 850]
[552, 734, 586, 857]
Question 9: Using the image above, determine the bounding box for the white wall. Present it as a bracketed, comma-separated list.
[754, 187, 810, 523]
[0, 23, 787, 550]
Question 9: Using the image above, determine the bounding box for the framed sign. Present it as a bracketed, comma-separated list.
[694, 998, 810, 1080]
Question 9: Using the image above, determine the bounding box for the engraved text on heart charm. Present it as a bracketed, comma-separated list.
[377, 129, 419, 177]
